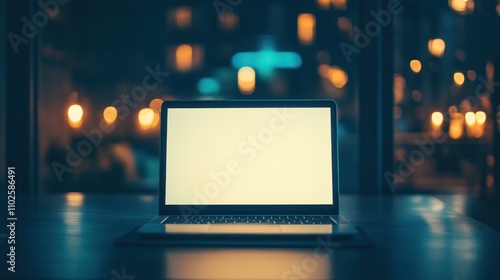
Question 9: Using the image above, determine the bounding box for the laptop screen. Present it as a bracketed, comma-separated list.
[164, 107, 333, 205]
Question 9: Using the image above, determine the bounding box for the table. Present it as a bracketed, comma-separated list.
[3, 194, 500, 280]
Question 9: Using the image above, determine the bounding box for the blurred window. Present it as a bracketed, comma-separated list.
[39, 0, 360, 192]
[393, 0, 499, 193]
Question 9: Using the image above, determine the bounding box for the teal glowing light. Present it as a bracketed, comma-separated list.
[231, 50, 302, 78]
[197, 78, 220, 95]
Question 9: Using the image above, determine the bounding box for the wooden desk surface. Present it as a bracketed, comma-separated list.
[3, 194, 500, 280]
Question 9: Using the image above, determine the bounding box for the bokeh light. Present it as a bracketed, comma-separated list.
[465, 111, 475, 125]
[328, 67, 348, 88]
[175, 6, 191, 29]
[449, 114, 464, 139]
[428, 39, 446, 57]
[68, 104, 83, 128]
[337, 17, 352, 34]
[467, 70, 477, 81]
[431, 112, 444, 126]
[411, 90, 422, 102]
[219, 12, 238, 30]
[475, 111, 486, 124]
[238, 66, 256, 94]
[65, 192, 84, 207]
[316, 0, 330, 10]
[297, 14, 315, 45]
[103, 106, 118, 124]
[449, 0, 467, 13]
[176, 44, 193, 72]
[393, 74, 406, 104]
[318, 65, 348, 88]
[149, 98, 163, 113]
[331, 0, 347, 10]
[149, 99, 163, 128]
[138, 108, 155, 129]
[410, 60, 422, 73]
[453, 72, 465, 86]
[394, 106, 403, 119]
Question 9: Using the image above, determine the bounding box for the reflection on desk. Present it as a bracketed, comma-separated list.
[165, 248, 330, 279]
[10, 193, 500, 280]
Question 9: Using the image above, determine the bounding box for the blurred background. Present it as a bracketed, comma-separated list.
[13, 0, 500, 194]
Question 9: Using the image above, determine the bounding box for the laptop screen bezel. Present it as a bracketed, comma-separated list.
[158, 99, 339, 215]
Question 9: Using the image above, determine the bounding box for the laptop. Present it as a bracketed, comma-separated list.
[138, 99, 358, 239]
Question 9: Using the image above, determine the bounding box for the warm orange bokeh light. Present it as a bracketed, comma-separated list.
[175, 6, 191, 29]
[449, 0, 474, 14]
[66, 192, 84, 207]
[428, 39, 446, 57]
[328, 67, 348, 88]
[431, 112, 444, 126]
[68, 104, 83, 128]
[467, 70, 477, 81]
[454, 72, 465, 86]
[138, 108, 155, 129]
[238, 66, 256, 95]
[176, 44, 193, 72]
[337, 17, 352, 33]
[149, 98, 163, 113]
[449, 114, 463, 139]
[148, 98, 163, 128]
[103, 106, 118, 124]
[298, 14, 315, 45]
[219, 12, 238, 30]
[486, 61, 494, 80]
[393, 74, 405, 104]
[316, 0, 330, 10]
[465, 111, 475, 125]
[318, 64, 330, 78]
[331, 0, 347, 10]
[475, 111, 486, 124]
[318, 65, 348, 88]
[449, 0, 467, 13]
[410, 60, 422, 73]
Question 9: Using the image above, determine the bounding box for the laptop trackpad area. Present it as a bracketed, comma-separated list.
[208, 224, 282, 234]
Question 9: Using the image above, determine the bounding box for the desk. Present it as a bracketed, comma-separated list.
[4, 194, 500, 279]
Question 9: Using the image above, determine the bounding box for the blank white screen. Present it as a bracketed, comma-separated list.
[165, 107, 333, 205]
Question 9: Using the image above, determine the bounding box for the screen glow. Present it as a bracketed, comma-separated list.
[165, 107, 333, 205]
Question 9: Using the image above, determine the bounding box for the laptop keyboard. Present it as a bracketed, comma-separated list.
[163, 215, 334, 225]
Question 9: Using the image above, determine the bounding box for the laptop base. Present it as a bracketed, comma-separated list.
[138, 215, 358, 238]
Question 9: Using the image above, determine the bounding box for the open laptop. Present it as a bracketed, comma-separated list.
[138, 99, 358, 239]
